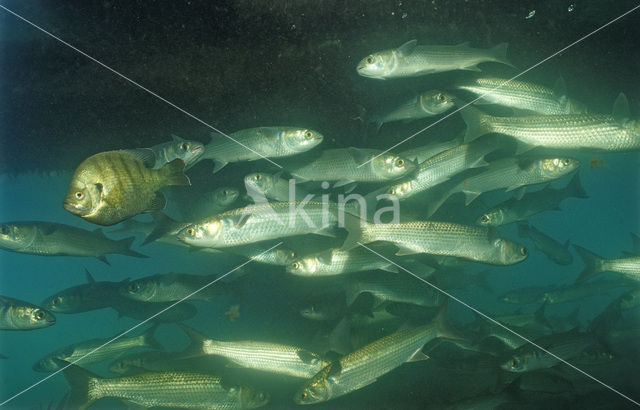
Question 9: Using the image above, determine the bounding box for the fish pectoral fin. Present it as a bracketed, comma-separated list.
[231, 213, 251, 229]
[462, 190, 482, 205]
[396, 39, 417, 57]
[326, 360, 343, 380]
[146, 192, 167, 212]
[121, 148, 157, 168]
[461, 65, 482, 72]
[380, 264, 399, 273]
[395, 245, 420, 256]
[212, 159, 228, 173]
[333, 179, 355, 188]
[407, 348, 429, 362]
[40, 225, 58, 235]
[316, 250, 334, 264]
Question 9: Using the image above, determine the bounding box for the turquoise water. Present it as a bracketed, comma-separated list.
[1, 1, 640, 409]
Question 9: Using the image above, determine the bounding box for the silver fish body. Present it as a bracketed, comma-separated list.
[295, 323, 443, 404]
[202, 127, 323, 173]
[462, 105, 640, 152]
[476, 173, 587, 227]
[574, 245, 640, 283]
[375, 90, 455, 130]
[287, 148, 415, 185]
[357, 40, 513, 79]
[61, 364, 269, 410]
[343, 217, 528, 265]
[398, 137, 461, 164]
[178, 202, 339, 248]
[287, 248, 397, 276]
[344, 273, 444, 308]
[0, 296, 55, 330]
[180, 187, 241, 221]
[0, 221, 146, 264]
[244, 172, 310, 202]
[119, 272, 224, 303]
[385, 142, 494, 200]
[41, 270, 124, 313]
[33, 326, 160, 372]
[149, 134, 205, 170]
[456, 77, 585, 115]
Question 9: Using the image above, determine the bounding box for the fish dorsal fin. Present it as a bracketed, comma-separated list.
[92, 228, 107, 238]
[396, 40, 417, 57]
[347, 147, 372, 166]
[84, 268, 95, 284]
[487, 227, 500, 242]
[316, 250, 334, 264]
[517, 157, 537, 171]
[122, 148, 157, 168]
[630, 232, 640, 255]
[171, 134, 184, 142]
[612, 93, 630, 123]
[553, 77, 567, 99]
[233, 213, 251, 229]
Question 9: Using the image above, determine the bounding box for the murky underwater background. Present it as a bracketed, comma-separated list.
[1, 1, 639, 408]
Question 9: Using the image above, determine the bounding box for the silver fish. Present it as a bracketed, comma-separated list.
[287, 248, 398, 276]
[179, 186, 241, 221]
[476, 173, 587, 227]
[398, 137, 462, 164]
[119, 272, 225, 303]
[60, 362, 269, 409]
[41, 269, 124, 313]
[287, 147, 415, 187]
[294, 313, 456, 404]
[384, 142, 495, 200]
[462, 94, 640, 152]
[343, 215, 528, 265]
[244, 171, 310, 202]
[357, 40, 513, 79]
[149, 134, 205, 170]
[574, 244, 640, 283]
[33, 326, 161, 372]
[181, 325, 328, 379]
[201, 127, 323, 173]
[0, 296, 55, 330]
[456, 77, 586, 115]
[343, 272, 444, 308]
[374, 90, 455, 131]
[177, 202, 339, 248]
[0, 221, 147, 264]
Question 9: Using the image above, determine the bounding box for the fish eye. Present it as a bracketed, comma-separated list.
[186, 228, 195, 236]
[304, 131, 313, 139]
[437, 93, 446, 101]
[128, 283, 140, 292]
[52, 296, 61, 305]
[396, 159, 405, 167]
[365, 56, 374, 64]
[223, 189, 229, 195]
[562, 159, 570, 166]
[255, 174, 261, 181]
[181, 143, 190, 151]
[480, 215, 489, 222]
[520, 247, 527, 256]
[291, 262, 300, 270]
[301, 392, 308, 400]
[75, 191, 84, 199]
[34, 310, 45, 320]
[0, 225, 9, 235]
[258, 393, 265, 400]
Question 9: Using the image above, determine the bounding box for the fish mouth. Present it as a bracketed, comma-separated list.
[62, 200, 87, 216]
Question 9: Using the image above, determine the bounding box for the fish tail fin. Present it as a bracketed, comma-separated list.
[58, 360, 100, 410]
[565, 172, 588, 199]
[160, 158, 191, 186]
[140, 323, 163, 350]
[143, 212, 179, 245]
[176, 323, 207, 358]
[341, 212, 370, 250]
[329, 317, 352, 355]
[432, 299, 466, 342]
[460, 106, 491, 143]
[490, 42, 515, 68]
[573, 245, 604, 283]
[115, 236, 148, 259]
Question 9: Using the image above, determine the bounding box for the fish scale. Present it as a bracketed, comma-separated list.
[471, 111, 640, 151]
[290, 149, 392, 182]
[89, 372, 259, 409]
[290, 248, 394, 276]
[180, 202, 339, 248]
[202, 340, 327, 378]
[457, 78, 578, 115]
[297, 325, 438, 403]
